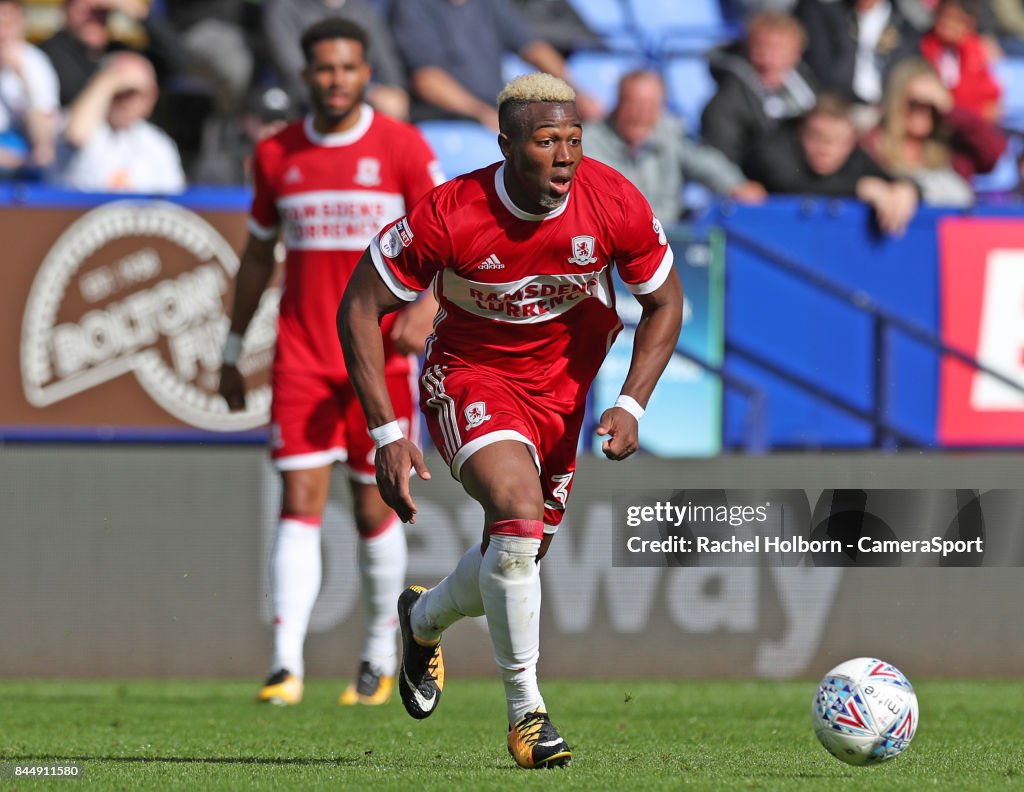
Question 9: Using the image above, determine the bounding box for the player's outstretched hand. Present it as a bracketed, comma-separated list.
[596, 407, 639, 461]
[376, 439, 431, 523]
[219, 364, 246, 412]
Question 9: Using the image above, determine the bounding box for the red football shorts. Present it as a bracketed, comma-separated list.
[419, 361, 582, 531]
[270, 367, 419, 482]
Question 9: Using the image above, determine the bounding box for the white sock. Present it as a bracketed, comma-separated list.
[479, 531, 545, 725]
[357, 515, 407, 676]
[411, 543, 485, 641]
[271, 516, 323, 678]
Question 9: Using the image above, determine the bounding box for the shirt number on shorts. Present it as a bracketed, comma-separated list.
[550, 473, 574, 507]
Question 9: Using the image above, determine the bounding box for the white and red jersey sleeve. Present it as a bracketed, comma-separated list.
[611, 179, 675, 295]
[248, 140, 281, 240]
[370, 187, 454, 301]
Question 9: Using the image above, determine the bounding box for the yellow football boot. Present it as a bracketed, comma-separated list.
[338, 661, 395, 706]
[256, 669, 303, 705]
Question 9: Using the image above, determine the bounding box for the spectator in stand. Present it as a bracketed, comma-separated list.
[390, 0, 602, 130]
[0, 0, 59, 173]
[508, 0, 603, 55]
[701, 11, 817, 172]
[263, 0, 409, 119]
[724, 0, 980, 30]
[992, 0, 1024, 54]
[719, 0, 798, 21]
[162, 0, 263, 184]
[39, 0, 185, 108]
[899, 0, 1000, 31]
[863, 58, 1006, 205]
[55, 51, 185, 192]
[587, 70, 765, 221]
[238, 86, 295, 175]
[165, 1, 255, 118]
[920, 0, 1002, 122]
[746, 93, 920, 234]
[795, 0, 920, 125]
[194, 83, 298, 185]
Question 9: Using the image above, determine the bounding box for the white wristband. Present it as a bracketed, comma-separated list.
[222, 331, 243, 366]
[369, 420, 404, 449]
[614, 394, 645, 421]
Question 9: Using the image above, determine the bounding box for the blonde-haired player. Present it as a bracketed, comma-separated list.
[339, 73, 682, 767]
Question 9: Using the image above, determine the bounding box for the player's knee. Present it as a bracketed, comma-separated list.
[282, 490, 320, 516]
[483, 481, 545, 523]
[353, 505, 395, 538]
[350, 481, 394, 537]
[500, 498, 545, 523]
[281, 472, 327, 516]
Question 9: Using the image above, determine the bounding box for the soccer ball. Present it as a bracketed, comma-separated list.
[811, 657, 918, 766]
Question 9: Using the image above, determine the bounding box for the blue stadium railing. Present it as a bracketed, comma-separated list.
[716, 219, 1024, 450]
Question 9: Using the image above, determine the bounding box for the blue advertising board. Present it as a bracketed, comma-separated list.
[703, 199, 944, 449]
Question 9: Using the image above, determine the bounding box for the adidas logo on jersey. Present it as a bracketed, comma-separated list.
[284, 165, 303, 184]
[477, 254, 504, 270]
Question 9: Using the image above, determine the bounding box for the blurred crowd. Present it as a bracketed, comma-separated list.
[2, 0, 1023, 228]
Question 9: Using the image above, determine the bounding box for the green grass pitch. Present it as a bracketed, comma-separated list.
[1, 679, 1021, 790]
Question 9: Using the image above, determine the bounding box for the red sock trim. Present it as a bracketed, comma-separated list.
[487, 518, 544, 540]
[358, 514, 398, 539]
[281, 513, 322, 528]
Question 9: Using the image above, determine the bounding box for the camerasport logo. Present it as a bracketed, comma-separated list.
[20, 200, 277, 431]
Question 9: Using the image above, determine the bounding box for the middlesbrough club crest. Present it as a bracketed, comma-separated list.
[354, 157, 381, 187]
[464, 401, 492, 430]
[568, 235, 597, 266]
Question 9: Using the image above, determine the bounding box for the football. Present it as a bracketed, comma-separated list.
[811, 657, 919, 766]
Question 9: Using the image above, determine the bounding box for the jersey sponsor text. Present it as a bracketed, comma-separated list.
[445, 269, 613, 322]
[278, 190, 405, 251]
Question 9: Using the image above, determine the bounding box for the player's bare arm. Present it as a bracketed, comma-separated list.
[338, 251, 432, 523]
[389, 290, 439, 356]
[218, 234, 277, 411]
[596, 271, 684, 460]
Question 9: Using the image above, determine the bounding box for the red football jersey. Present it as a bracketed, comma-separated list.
[370, 157, 673, 407]
[250, 106, 442, 376]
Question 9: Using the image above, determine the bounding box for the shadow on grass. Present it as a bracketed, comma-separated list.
[6, 755, 364, 766]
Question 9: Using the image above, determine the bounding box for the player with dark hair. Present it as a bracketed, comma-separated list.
[219, 16, 441, 707]
[338, 72, 683, 767]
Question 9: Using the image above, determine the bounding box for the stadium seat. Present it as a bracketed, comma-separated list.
[994, 57, 1024, 131]
[416, 121, 501, 181]
[625, 0, 726, 54]
[566, 0, 631, 37]
[645, 0, 724, 27]
[661, 27, 739, 57]
[565, 0, 641, 51]
[502, 53, 535, 84]
[682, 182, 714, 212]
[567, 51, 648, 115]
[662, 56, 718, 134]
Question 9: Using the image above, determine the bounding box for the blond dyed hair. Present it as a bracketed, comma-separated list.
[497, 73, 575, 109]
